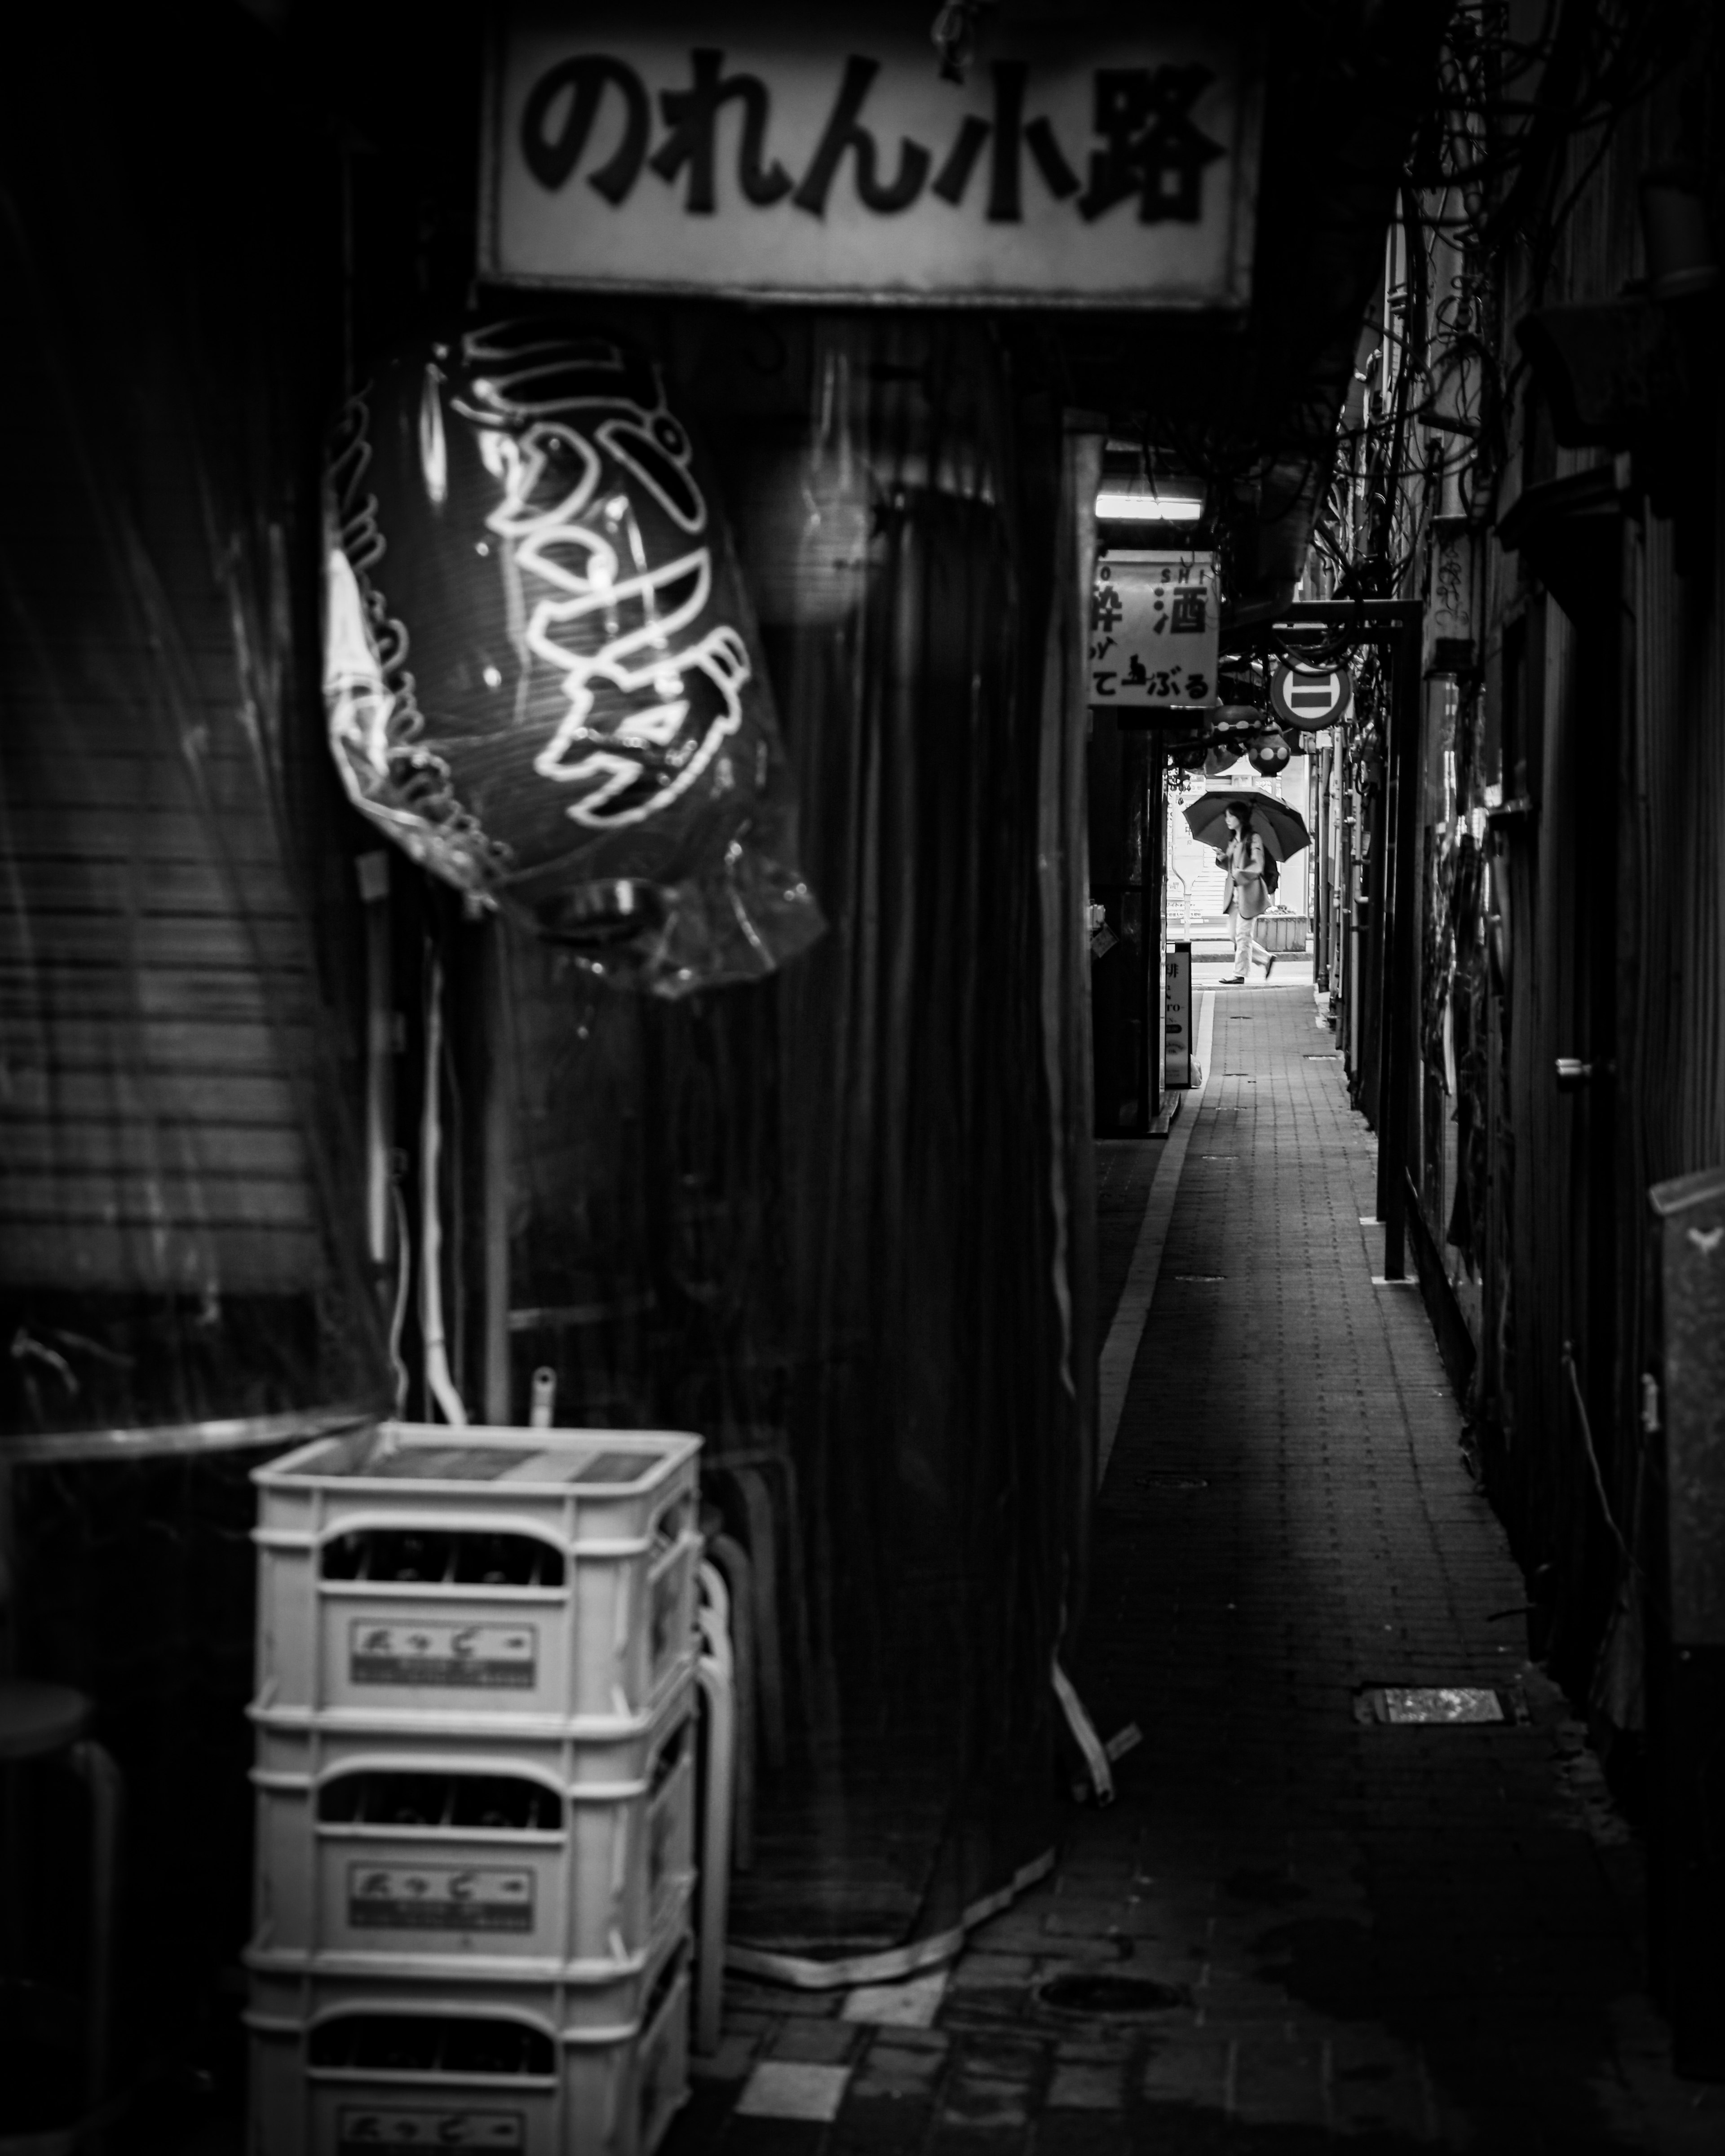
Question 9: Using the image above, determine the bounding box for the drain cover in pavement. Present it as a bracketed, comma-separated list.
[1304, 1052, 1340, 1060]
[1037, 1973, 1190, 2016]
[1355, 1685, 1512, 1725]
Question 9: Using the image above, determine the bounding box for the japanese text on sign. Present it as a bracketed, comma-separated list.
[348, 1620, 538, 1689]
[348, 1863, 537, 1932]
[482, 6, 1261, 306]
[1091, 552, 1220, 709]
[336, 2109, 525, 2150]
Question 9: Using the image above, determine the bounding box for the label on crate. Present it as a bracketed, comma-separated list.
[348, 1621, 539, 1688]
[337, 2107, 524, 2149]
[348, 1862, 536, 1932]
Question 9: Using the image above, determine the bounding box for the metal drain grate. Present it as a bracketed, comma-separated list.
[1304, 1052, 1341, 1060]
[1354, 1685, 1522, 1725]
[1037, 1973, 1191, 2017]
[1133, 1472, 1210, 1490]
[1172, 1274, 1226, 1283]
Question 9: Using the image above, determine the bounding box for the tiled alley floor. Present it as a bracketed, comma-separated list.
[670, 982, 1724, 2155]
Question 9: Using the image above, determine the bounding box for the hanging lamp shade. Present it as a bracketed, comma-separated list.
[324, 320, 823, 994]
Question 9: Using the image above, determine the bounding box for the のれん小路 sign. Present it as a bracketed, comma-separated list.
[1090, 553, 1220, 709]
[481, 5, 1262, 307]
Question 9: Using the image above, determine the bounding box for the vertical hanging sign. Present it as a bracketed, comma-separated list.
[1090, 552, 1220, 711]
[482, 5, 1262, 307]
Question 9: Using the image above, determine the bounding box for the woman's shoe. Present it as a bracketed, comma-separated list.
[1262, 954, 1277, 978]
[1219, 974, 1246, 985]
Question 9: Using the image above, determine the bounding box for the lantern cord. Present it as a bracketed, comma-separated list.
[420, 953, 469, 1428]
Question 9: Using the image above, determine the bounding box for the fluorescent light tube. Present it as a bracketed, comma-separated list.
[1094, 490, 1204, 522]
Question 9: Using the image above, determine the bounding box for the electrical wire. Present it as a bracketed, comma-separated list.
[1162, 5, 1683, 703]
[1314, 0, 1691, 620]
[1561, 1340, 1641, 1577]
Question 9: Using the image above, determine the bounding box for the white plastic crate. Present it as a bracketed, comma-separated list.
[246, 1930, 690, 2156]
[249, 1667, 695, 1792]
[252, 1694, 695, 1973]
[253, 1425, 701, 1726]
[248, 1876, 690, 2035]
[257, 1423, 701, 1546]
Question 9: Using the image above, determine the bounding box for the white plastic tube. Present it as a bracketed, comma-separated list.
[419, 954, 468, 1428]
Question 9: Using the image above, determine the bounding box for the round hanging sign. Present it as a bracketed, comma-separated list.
[1270, 663, 1352, 729]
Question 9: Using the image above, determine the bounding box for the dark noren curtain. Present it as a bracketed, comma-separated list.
[485, 314, 1097, 1973]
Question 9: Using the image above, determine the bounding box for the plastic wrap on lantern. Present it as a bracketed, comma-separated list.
[733, 447, 885, 628]
[323, 321, 824, 994]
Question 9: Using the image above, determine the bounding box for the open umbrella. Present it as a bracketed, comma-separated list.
[1181, 787, 1311, 863]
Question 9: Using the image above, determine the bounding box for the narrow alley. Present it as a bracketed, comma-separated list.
[8, 8, 1725, 2150]
[670, 977, 1719, 2155]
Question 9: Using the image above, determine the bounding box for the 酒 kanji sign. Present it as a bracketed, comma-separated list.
[482, 5, 1262, 307]
[1090, 552, 1219, 710]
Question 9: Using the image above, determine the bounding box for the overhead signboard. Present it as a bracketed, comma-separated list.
[481, 4, 1262, 308]
[1090, 552, 1219, 711]
[1269, 663, 1352, 728]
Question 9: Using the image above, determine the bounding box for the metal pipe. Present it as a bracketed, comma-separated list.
[69, 1737, 123, 2115]
[357, 851, 393, 1274]
[481, 922, 513, 1425]
[1377, 620, 1424, 1277]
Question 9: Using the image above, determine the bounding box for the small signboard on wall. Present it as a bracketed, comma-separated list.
[1165, 941, 1193, 1088]
[481, 5, 1262, 308]
[1091, 552, 1220, 711]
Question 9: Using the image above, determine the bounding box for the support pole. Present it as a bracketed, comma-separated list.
[1145, 737, 1165, 1129]
[357, 850, 393, 1275]
[1310, 746, 1322, 992]
[69, 1737, 123, 2116]
[1377, 620, 1424, 1277]
[481, 921, 513, 1426]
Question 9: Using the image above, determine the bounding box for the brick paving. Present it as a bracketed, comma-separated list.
[670, 984, 1723, 2154]
[1094, 1137, 1171, 1336]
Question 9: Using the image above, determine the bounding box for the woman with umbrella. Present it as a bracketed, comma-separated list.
[1215, 799, 1274, 983]
[1181, 784, 1312, 986]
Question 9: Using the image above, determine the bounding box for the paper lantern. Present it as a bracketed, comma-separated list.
[323, 319, 822, 992]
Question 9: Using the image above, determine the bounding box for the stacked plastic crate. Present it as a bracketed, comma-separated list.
[245, 1422, 703, 2156]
